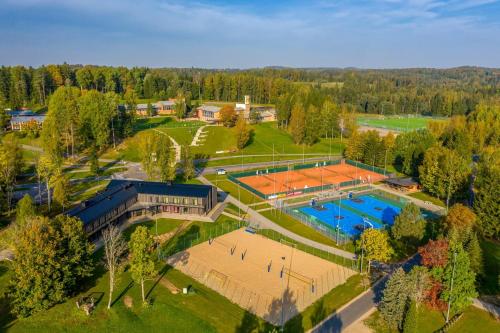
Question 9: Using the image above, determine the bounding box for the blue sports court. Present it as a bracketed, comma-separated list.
[296, 194, 405, 237]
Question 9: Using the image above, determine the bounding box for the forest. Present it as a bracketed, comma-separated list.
[1, 64, 498, 116]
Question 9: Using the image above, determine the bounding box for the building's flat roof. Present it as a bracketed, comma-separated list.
[67, 180, 214, 225]
[67, 183, 138, 226]
[198, 105, 221, 113]
[157, 100, 175, 106]
[385, 177, 419, 187]
[137, 103, 158, 109]
[107, 180, 213, 198]
[7, 110, 36, 116]
[10, 115, 46, 123]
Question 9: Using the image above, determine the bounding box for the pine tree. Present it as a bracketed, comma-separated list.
[15, 194, 36, 227]
[473, 159, 500, 239]
[304, 104, 320, 145]
[392, 203, 426, 245]
[182, 145, 195, 181]
[289, 102, 305, 144]
[138, 132, 158, 180]
[441, 245, 477, 315]
[156, 133, 173, 182]
[52, 174, 70, 211]
[466, 232, 483, 275]
[380, 268, 409, 330]
[89, 146, 100, 175]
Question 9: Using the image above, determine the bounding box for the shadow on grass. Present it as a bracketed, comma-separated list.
[146, 265, 173, 300]
[0, 291, 15, 330]
[111, 281, 134, 307]
[133, 117, 174, 133]
[0, 265, 8, 279]
[310, 299, 327, 327]
[162, 224, 201, 257]
[87, 291, 105, 308]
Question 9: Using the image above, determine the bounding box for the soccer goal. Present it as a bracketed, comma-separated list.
[282, 267, 315, 290]
[280, 239, 298, 249]
[208, 269, 228, 289]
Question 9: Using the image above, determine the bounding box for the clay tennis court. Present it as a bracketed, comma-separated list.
[237, 161, 386, 196]
[167, 228, 357, 325]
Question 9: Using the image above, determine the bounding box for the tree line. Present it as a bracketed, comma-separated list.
[344, 98, 499, 239]
[1, 65, 498, 117]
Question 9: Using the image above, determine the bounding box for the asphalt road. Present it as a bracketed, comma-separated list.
[310, 254, 421, 333]
[310, 277, 387, 333]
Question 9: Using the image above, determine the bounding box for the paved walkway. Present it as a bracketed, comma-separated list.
[190, 125, 207, 146]
[371, 184, 445, 215]
[473, 298, 500, 319]
[197, 175, 356, 260]
[309, 277, 387, 333]
[0, 249, 14, 261]
[152, 129, 181, 163]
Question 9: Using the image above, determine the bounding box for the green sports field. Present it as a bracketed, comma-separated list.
[357, 115, 447, 132]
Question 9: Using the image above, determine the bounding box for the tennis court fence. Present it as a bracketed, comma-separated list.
[228, 159, 386, 199]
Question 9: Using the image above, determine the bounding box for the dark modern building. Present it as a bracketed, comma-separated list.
[67, 180, 217, 238]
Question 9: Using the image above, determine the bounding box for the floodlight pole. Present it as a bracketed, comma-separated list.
[446, 252, 457, 323]
[281, 257, 285, 332]
[360, 218, 366, 273]
[384, 149, 388, 176]
[337, 192, 341, 244]
[273, 144, 276, 213]
[156, 215, 160, 260]
[239, 152, 243, 217]
[329, 127, 333, 160]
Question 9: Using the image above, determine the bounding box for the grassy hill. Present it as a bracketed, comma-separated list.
[103, 118, 344, 163]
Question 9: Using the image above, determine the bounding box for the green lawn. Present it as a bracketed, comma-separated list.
[65, 167, 127, 180]
[408, 191, 446, 207]
[204, 174, 263, 205]
[2, 264, 269, 332]
[155, 126, 199, 146]
[194, 122, 344, 158]
[357, 115, 447, 132]
[103, 121, 343, 163]
[101, 117, 203, 162]
[365, 306, 500, 333]
[251, 202, 271, 211]
[284, 274, 364, 332]
[1, 216, 273, 332]
[124, 219, 184, 239]
[479, 239, 500, 295]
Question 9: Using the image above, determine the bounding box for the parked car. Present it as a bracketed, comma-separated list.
[216, 169, 227, 175]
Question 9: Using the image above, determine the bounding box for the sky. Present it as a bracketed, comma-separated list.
[0, 0, 499, 68]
